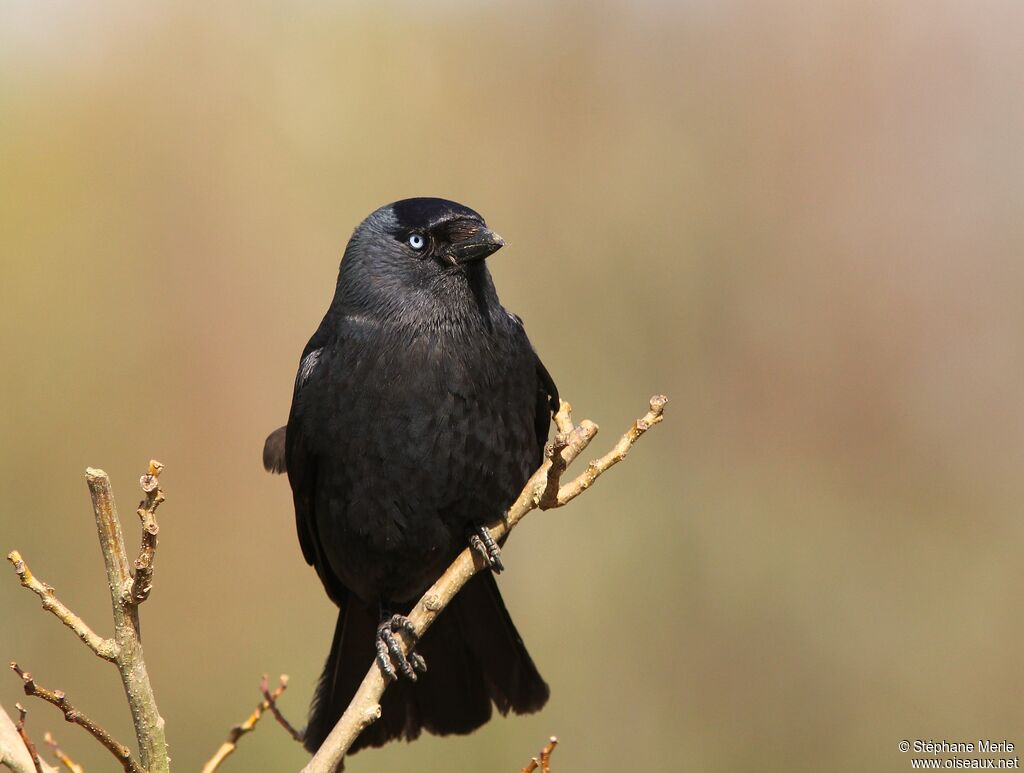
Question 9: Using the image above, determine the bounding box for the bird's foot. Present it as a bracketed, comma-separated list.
[375, 614, 427, 682]
[468, 523, 504, 573]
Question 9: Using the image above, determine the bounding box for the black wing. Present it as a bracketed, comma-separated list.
[534, 354, 559, 451]
[283, 339, 350, 605]
[507, 311, 559, 452]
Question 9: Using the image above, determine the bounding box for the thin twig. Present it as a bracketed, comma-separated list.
[0, 704, 58, 773]
[13, 705, 42, 773]
[302, 395, 667, 772]
[130, 460, 165, 604]
[5, 552, 117, 662]
[42, 733, 83, 773]
[520, 736, 559, 773]
[201, 675, 291, 773]
[260, 675, 302, 743]
[555, 395, 667, 506]
[10, 664, 143, 773]
[85, 466, 169, 773]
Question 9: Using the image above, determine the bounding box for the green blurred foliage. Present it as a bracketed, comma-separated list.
[2, 1, 1023, 771]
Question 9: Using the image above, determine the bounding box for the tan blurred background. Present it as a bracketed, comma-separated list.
[2, 1, 1023, 771]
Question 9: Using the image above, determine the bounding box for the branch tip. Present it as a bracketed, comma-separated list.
[202, 672, 300, 773]
[553, 396, 666, 507]
[6, 552, 117, 662]
[554, 400, 574, 435]
[520, 735, 559, 773]
[44, 731, 83, 773]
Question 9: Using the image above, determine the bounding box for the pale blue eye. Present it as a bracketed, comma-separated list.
[407, 234, 426, 250]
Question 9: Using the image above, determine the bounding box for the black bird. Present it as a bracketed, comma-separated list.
[263, 198, 558, 757]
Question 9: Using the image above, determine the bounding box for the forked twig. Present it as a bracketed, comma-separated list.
[260, 675, 303, 743]
[520, 736, 559, 773]
[5, 462, 173, 772]
[201, 675, 292, 773]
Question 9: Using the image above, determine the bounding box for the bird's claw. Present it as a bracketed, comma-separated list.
[468, 524, 504, 573]
[375, 614, 426, 681]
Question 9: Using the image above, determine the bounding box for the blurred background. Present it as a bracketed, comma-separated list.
[2, 1, 1023, 771]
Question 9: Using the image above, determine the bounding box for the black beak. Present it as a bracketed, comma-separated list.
[450, 227, 505, 264]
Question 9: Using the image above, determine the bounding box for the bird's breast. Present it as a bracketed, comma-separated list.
[307, 320, 538, 602]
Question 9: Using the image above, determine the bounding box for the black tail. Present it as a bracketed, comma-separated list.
[303, 572, 549, 757]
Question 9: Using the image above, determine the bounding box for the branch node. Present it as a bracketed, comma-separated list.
[260, 674, 302, 743]
[538, 432, 570, 509]
[422, 593, 442, 612]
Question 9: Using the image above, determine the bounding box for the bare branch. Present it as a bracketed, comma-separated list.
[0, 704, 57, 773]
[84, 466, 169, 773]
[13, 705, 42, 773]
[130, 461, 165, 604]
[303, 395, 667, 772]
[42, 734, 83, 773]
[259, 675, 303, 744]
[85, 469, 134, 604]
[202, 675, 291, 773]
[520, 736, 559, 773]
[553, 395, 667, 507]
[5, 551, 117, 662]
[10, 664, 142, 773]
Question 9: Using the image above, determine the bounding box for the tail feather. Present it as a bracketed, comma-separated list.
[303, 573, 548, 757]
[304, 594, 379, 753]
[451, 571, 550, 715]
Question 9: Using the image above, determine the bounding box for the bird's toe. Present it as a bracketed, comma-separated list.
[468, 524, 505, 573]
[375, 614, 423, 681]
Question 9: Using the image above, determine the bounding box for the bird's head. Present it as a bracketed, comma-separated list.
[388, 198, 505, 267]
[333, 197, 506, 320]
